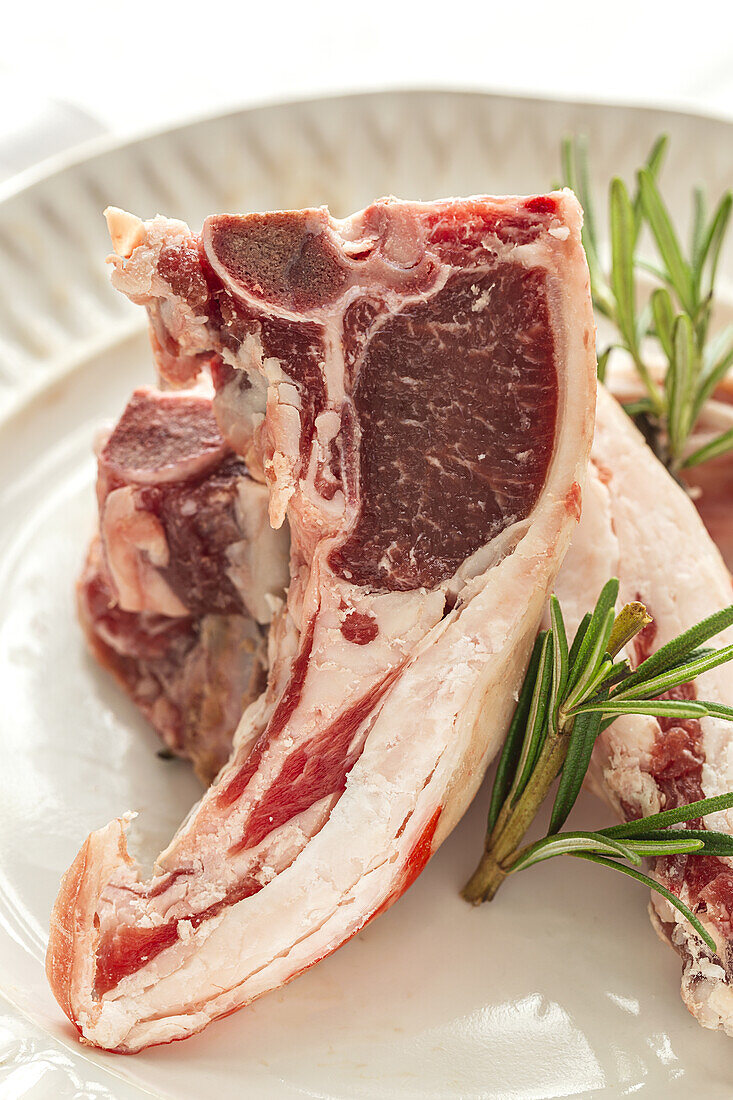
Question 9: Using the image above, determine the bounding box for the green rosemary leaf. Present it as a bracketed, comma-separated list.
[568, 612, 592, 668]
[581, 657, 616, 700]
[632, 134, 668, 241]
[694, 324, 733, 417]
[617, 829, 733, 857]
[574, 698, 708, 719]
[665, 328, 682, 451]
[487, 632, 546, 833]
[617, 605, 733, 694]
[561, 135, 614, 317]
[548, 709, 604, 835]
[669, 646, 717, 663]
[697, 190, 733, 301]
[651, 287, 675, 361]
[575, 134, 600, 248]
[667, 313, 697, 459]
[623, 647, 715, 696]
[698, 700, 733, 723]
[622, 398, 655, 419]
[597, 346, 611, 384]
[691, 186, 707, 273]
[562, 607, 615, 713]
[638, 168, 695, 315]
[635, 302, 653, 350]
[646, 133, 669, 176]
[703, 322, 733, 370]
[692, 831, 733, 856]
[508, 632, 553, 807]
[566, 579, 619, 694]
[591, 658, 633, 693]
[611, 642, 733, 701]
[562, 135, 600, 250]
[610, 177, 639, 351]
[549, 596, 569, 731]
[508, 831, 643, 874]
[683, 428, 733, 470]
[623, 837, 705, 857]
[572, 852, 717, 953]
[600, 791, 733, 837]
[635, 258, 674, 286]
[560, 137, 575, 189]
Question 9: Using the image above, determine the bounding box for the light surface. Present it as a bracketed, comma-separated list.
[1, 0, 733, 139]
[1, 91, 733, 1098]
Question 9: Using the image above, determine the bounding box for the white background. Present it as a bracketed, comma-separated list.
[2, 0, 733, 179]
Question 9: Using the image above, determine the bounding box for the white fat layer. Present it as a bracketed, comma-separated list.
[226, 479, 290, 625]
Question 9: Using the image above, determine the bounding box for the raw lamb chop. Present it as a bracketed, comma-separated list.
[555, 385, 733, 1036]
[47, 193, 596, 1051]
[78, 386, 289, 782]
[607, 359, 733, 570]
[658, 381, 733, 572]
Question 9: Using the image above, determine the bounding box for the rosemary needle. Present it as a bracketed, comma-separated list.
[463, 582, 733, 956]
[559, 135, 733, 473]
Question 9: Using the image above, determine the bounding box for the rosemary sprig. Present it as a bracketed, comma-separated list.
[463, 582, 733, 953]
[560, 136, 733, 472]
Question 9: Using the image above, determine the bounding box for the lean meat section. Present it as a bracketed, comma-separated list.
[78, 386, 289, 782]
[47, 194, 596, 1051]
[555, 386, 733, 1037]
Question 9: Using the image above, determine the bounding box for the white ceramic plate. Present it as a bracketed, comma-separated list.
[1, 91, 733, 1100]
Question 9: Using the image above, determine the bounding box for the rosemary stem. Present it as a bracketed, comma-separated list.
[607, 602, 652, 658]
[462, 849, 507, 903]
[462, 731, 571, 904]
[463, 562, 733, 944]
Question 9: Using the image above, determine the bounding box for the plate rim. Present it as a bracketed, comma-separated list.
[3, 84, 733, 209]
[3, 85, 733, 438]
